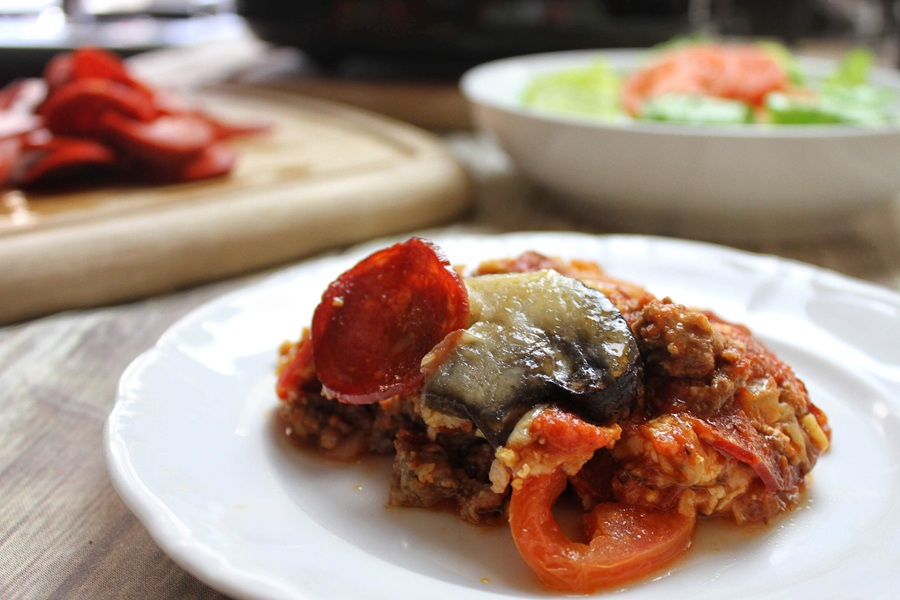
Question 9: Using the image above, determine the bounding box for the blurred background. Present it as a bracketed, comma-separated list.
[1, 0, 898, 86]
[4, 6, 900, 599]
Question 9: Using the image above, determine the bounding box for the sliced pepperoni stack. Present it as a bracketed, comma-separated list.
[0, 47, 268, 189]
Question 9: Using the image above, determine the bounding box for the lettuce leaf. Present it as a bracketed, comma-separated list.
[641, 94, 753, 125]
[768, 48, 898, 125]
[522, 59, 626, 121]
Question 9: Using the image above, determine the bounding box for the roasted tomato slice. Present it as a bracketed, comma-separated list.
[311, 237, 469, 404]
[506, 408, 694, 593]
[509, 468, 696, 593]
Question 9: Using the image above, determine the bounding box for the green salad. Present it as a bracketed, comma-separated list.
[521, 42, 900, 126]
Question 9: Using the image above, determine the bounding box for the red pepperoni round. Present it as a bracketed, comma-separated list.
[99, 111, 215, 163]
[311, 237, 469, 404]
[44, 47, 155, 99]
[39, 78, 158, 138]
[19, 136, 118, 186]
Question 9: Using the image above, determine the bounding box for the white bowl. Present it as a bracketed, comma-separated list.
[460, 49, 900, 240]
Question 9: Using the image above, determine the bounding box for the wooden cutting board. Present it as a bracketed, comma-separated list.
[0, 86, 472, 324]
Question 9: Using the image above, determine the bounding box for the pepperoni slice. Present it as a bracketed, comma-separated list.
[18, 137, 117, 186]
[0, 47, 267, 190]
[187, 109, 272, 140]
[38, 78, 157, 138]
[99, 111, 215, 163]
[42, 52, 75, 92]
[688, 411, 794, 493]
[311, 238, 470, 404]
[161, 143, 237, 182]
[44, 47, 154, 98]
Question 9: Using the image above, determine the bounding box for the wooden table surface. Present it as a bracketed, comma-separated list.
[3, 37, 900, 599]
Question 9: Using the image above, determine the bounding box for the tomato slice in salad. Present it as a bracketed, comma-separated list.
[622, 44, 789, 117]
[509, 468, 696, 593]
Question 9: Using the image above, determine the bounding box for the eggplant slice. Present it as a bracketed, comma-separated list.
[422, 269, 642, 447]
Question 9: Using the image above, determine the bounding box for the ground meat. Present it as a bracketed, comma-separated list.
[608, 301, 830, 523]
[630, 298, 724, 380]
[456, 480, 506, 524]
[391, 429, 461, 507]
[278, 351, 506, 524]
[390, 428, 506, 525]
[278, 391, 420, 460]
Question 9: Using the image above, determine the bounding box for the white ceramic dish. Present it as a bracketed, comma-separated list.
[105, 231, 900, 600]
[460, 50, 900, 240]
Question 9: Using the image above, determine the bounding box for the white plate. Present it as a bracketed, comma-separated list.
[104, 231, 900, 600]
[460, 50, 900, 240]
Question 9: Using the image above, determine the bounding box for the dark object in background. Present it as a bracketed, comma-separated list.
[235, 0, 695, 72]
[605, 0, 690, 18]
[719, 0, 816, 44]
[0, 3, 242, 85]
